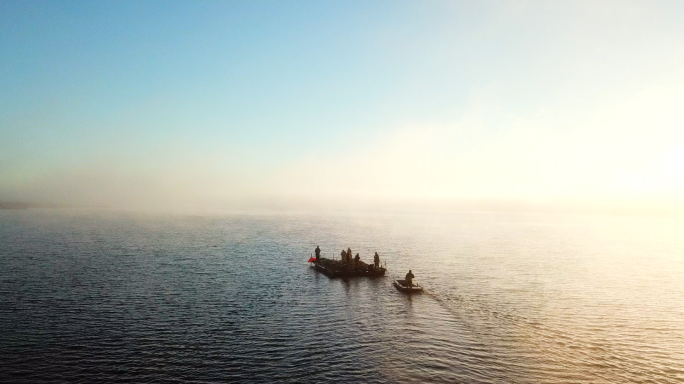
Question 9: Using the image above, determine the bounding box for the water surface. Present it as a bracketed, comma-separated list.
[1, 209, 683, 383]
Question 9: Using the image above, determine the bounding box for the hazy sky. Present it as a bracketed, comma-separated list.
[2, 1, 683, 213]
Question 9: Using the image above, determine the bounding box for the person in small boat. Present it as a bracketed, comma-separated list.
[354, 253, 360, 269]
[315, 246, 321, 263]
[374, 252, 380, 269]
[405, 270, 415, 288]
[347, 247, 352, 266]
[341, 249, 346, 263]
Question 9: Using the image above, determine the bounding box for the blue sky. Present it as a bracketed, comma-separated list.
[2, 1, 683, 212]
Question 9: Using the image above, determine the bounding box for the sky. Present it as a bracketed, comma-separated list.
[1, 0, 683, 214]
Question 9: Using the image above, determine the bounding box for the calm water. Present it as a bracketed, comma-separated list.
[1, 209, 683, 383]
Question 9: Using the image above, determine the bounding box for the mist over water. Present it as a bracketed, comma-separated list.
[3, 2, 684, 382]
[1, 209, 683, 383]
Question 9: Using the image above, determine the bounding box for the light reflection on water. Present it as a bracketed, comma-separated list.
[1, 209, 683, 383]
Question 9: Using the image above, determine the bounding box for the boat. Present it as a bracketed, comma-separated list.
[393, 279, 423, 293]
[310, 257, 386, 278]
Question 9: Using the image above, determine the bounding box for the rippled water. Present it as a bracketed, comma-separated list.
[1, 209, 683, 383]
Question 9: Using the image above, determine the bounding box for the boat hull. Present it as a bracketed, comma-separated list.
[393, 279, 423, 293]
[311, 258, 386, 278]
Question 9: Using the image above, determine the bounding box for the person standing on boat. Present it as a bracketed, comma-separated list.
[405, 270, 415, 288]
[354, 253, 360, 269]
[315, 246, 321, 264]
[374, 252, 380, 269]
[347, 247, 352, 266]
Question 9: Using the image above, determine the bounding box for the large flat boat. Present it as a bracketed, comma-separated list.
[311, 257, 386, 278]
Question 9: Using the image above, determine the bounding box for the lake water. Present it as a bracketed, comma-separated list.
[1, 209, 683, 383]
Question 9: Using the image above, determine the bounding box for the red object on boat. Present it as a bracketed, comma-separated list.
[308, 257, 316, 262]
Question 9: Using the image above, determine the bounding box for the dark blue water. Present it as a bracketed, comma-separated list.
[2, 209, 683, 383]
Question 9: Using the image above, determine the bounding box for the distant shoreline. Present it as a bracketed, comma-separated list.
[0, 202, 58, 210]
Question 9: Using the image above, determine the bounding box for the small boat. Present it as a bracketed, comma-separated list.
[393, 279, 423, 293]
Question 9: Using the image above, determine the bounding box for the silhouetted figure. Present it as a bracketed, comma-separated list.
[347, 247, 352, 266]
[353, 253, 360, 269]
[374, 252, 380, 269]
[405, 270, 415, 288]
[341, 249, 346, 262]
[315, 246, 321, 263]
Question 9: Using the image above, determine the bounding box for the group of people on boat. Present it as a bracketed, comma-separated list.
[339, 247, 381, 270]
[313, 245, 382, 270]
